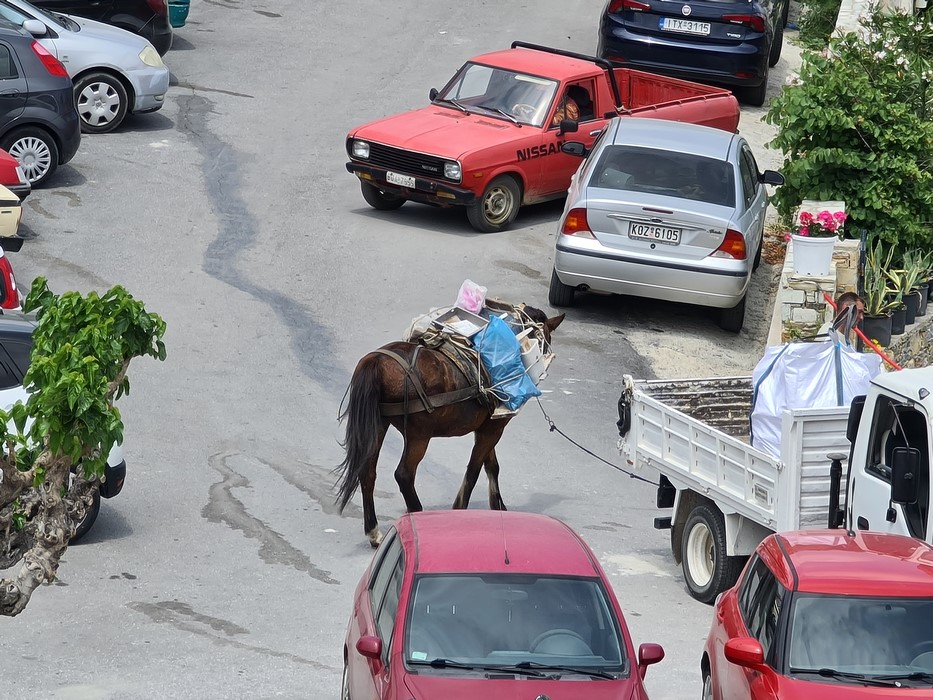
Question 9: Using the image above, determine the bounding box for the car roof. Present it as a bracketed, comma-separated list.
[762, 529, 933, 597]
[470, 46, 600, 82]
[399, 510, 602, 577]
[605, 116, 737, 161]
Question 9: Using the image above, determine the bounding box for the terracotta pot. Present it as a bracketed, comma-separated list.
[861, 313, 893, 348]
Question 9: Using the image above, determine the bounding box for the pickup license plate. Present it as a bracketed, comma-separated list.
[659, 17, 711, 35]
[386, 171, 415, 188]
[630, 223, 682, 245]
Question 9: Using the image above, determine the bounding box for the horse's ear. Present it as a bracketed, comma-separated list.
[546, 313, 566, 332]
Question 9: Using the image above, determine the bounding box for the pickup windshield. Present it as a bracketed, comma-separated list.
[436, 62, 558, 128]
[404, 573, 627, 677]
[787, 594, 933, 686]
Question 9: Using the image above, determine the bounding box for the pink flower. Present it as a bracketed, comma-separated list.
[817, 210, 834, 225]
[784, 232, 791, 241]
[833, 211, 847, 223]
[798, 227, 810, 236]
[799, 211, 814, 225]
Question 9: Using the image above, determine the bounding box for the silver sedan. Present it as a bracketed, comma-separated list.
[549, 117, 784, 332]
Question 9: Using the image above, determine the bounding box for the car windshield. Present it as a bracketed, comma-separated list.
[587, 145, 736, 207]
[0, 0, 68, 30]
[405, 574, 627, 675]
[436, 62, 558, 127]
[787, 594, 933, 684]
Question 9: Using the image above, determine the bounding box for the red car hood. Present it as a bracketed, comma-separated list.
[403, 673, 641, 700]
[348, 106, 523, 160]
[776, 676, 933, 698]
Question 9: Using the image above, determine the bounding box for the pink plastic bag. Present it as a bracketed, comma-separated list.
[456, 279, 487, 314]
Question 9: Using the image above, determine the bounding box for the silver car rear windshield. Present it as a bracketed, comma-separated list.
[405, 573, 627, 673]
[588, 145, 736, 208]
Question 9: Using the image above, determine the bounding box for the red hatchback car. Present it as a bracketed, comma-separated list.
[342, 510, 665, 700]
[703, 529, 933, 699]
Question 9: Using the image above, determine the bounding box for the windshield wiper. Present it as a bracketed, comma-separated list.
[791, 668, 902, 687]
[515, 660, 616, 679]
[436, 98, 468, 114]
[489, 107, 520, 125]
[874, 671, 933, 684]
[408, 658, 547, 677]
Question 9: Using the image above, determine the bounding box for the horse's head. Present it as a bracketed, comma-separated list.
[520, 305, 565, 351]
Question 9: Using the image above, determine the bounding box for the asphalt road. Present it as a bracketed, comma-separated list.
[0, 2, 786, 698]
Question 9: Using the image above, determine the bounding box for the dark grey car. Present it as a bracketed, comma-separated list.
[0, 17, 80, 185]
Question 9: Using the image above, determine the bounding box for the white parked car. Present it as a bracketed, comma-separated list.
[0, 0, 169, 133]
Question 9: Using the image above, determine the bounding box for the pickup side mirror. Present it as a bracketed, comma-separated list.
[724, 637, 766, 671]
[558, 119, 578, 136]
[355, 635, 383, 660]
[561, 141, 587, 158]
[22, 19, 47, 36]
[891, 446, 921, 505]
[429, 87, 438, 102]
[760, 170, 785, 186]
[637, 643, 664, 678]
[846, 395, 866, 444]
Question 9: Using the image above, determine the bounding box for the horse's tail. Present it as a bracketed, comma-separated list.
[335, 353, 384, 513]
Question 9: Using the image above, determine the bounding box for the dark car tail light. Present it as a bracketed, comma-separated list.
[561, 208, 596, 238]
[608, 0, 651, 11]
[0, 255, 20, 309]
[721, 14, 767, 32]
[30, 41, 68, 79]
[146, 0, 168, 15]
[710, 229, 747, 260]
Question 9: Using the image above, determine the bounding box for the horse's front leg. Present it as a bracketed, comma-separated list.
[395, 435, 430, 513]
[454, 420, 508, 509]
[484, 447, 507, 511]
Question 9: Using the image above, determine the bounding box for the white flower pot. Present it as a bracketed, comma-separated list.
[791, 234, 836, 276]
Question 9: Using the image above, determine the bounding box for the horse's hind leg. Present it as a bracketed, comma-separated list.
[453, 420, 508, 510]
[395, 435, 430, 513]
[361, 423, 390, 548]
[484, 448, 507, 511]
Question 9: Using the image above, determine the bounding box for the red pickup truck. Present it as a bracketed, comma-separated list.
[346, 42, 740, 233]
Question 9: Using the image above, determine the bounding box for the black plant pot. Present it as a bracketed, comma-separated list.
[905, 291, 921, 326]
[927, 278, 933, 302]
[861, 313, 893, 348]
[918, 284, 929, 317]
[892, 305, 907, 335]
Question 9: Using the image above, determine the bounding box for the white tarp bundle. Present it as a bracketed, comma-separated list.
[750, 341, 883, 458]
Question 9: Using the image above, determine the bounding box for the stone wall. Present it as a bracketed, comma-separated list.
[889, 312, 933, 368]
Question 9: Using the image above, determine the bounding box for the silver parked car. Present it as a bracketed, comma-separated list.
[0, 0, 169, 134]
[549, 117, 783, 332]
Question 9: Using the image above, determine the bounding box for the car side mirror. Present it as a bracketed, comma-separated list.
[891, 446, 921, 505]
[760, 170, 785, 186]
[725, 637, 766, 671]
[560, 141, 587, 158]
[558, 119, 578, 136]
[356, 635, 382, 660]
[429, 87, 438, 102]
[22, 19, 47, 36]
[637, 643, 664, 678]
[846, 395, 866, 444]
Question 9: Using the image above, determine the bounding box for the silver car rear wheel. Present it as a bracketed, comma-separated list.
[76, 72, 129, 134]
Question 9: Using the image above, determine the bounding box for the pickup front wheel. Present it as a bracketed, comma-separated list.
[681, 504, 744, 604]
[467, 176, 520, 232]
[361, 181, 406, 210]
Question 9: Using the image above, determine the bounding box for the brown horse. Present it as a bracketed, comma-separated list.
[335, 305, 564, 546]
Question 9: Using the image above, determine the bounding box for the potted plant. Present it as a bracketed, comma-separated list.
[906, 250, 933, 317]
[885, 260, 924, 327]
[786, 208, 847, 276]
[862, 241, 894, 347]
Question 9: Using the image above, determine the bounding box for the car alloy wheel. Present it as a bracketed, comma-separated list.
[2, 128, 59, 187]
[75, 72, 129, 134]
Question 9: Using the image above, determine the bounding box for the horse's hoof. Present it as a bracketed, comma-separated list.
[367, 528, 384, 548]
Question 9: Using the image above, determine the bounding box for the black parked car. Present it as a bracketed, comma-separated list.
[30, 0, 172, 55]
[597, 0, 787, 106]
[0, 17, 80, 186]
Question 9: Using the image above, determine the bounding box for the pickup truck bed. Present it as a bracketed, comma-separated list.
[616, 69, 740, 131]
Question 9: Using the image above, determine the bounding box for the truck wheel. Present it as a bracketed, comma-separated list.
[467, 176, 520, 232]
[548, 268, 576, 307]
[720, 295, 746, 333]
[70, 485, 101, 544]
[768, 21, 784, 68]
[360, 181, 406, 210]
[681, 504, 744, 604]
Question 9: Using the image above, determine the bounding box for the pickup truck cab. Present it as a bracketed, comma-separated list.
[346, 42, 740, 232]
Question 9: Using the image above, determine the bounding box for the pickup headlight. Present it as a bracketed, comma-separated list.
[351, 140, 370, 159]
[444, 161, 461, 182]
[139, 45, 164, 68]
